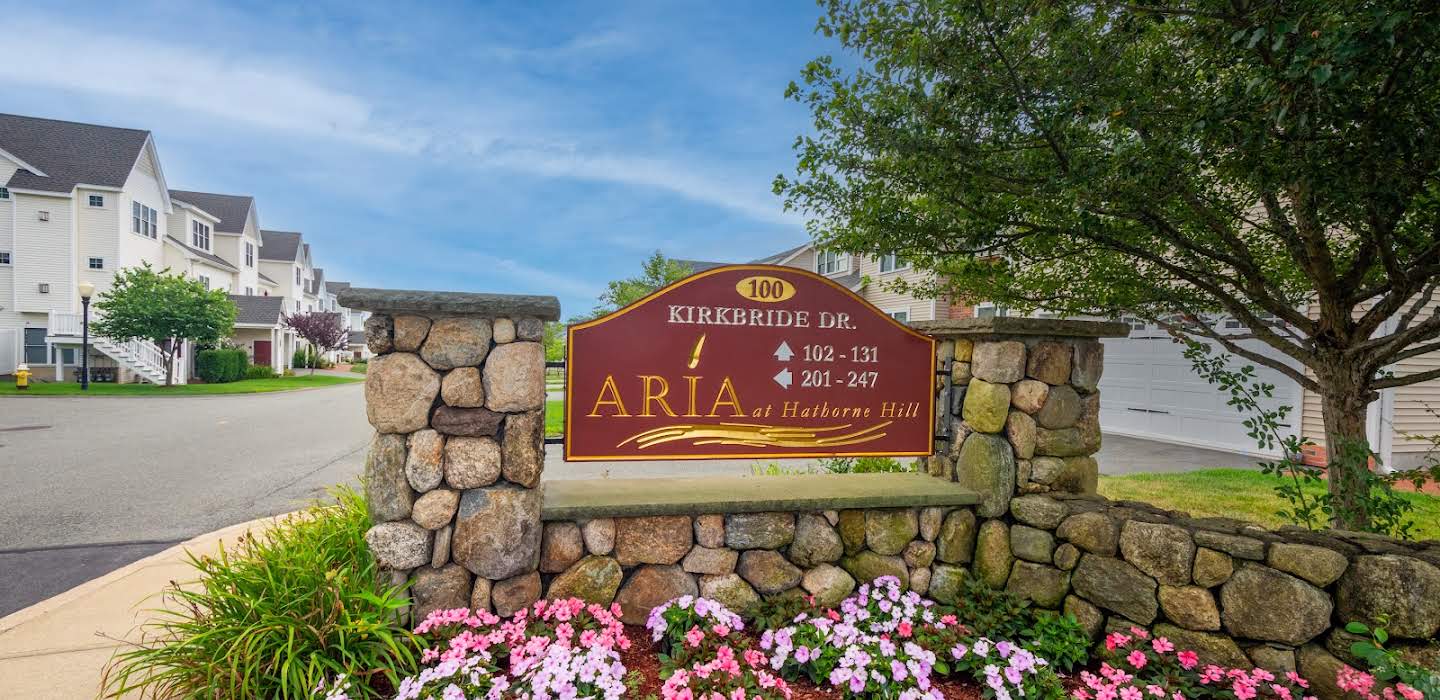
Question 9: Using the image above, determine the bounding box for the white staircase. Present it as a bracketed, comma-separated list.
[47, 312, 173, 385]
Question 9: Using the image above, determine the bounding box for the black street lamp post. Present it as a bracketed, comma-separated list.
[79, 282, 94, 391]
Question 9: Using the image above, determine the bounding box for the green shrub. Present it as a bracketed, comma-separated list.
[195, 348, 248, 383]
[941, 575, 1091, 671]
[820, 456, 914, 473]
[1345, 618, 1440, 697]
[350, 361, 368, 375]
[101, 486, 418, 699]
[243, 365, 278, 380]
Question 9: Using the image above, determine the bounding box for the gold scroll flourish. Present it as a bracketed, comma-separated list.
[617, 421, 893, 450]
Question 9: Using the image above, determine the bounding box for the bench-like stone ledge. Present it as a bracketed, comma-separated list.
[337, 287, 561, 320]
[540, 473, 981, 520]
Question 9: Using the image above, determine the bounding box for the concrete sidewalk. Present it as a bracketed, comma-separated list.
[0, 515, 283, 700]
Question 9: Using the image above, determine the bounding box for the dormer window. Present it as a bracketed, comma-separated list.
[816, 250, 849, 275]
[191, 220, 211, 251]
[0, 187, 9, 199]
[244, 241, 255, 267]
[88, 195, 105, 207]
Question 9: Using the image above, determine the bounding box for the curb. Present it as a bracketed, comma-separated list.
[0, 380, 363, 400]
[0, 513, 289, 636]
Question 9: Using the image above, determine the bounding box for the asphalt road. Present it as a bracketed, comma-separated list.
[0, 383, 373, 615]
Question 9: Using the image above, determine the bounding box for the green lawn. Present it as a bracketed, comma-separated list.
[1, 374, 361, 396]
[546, 399, 563, 437]
[1099, 468, 1440, 540]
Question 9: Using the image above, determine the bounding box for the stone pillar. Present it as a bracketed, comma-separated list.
[914, 318, 1128, 515]
[337, 287, 559, 621]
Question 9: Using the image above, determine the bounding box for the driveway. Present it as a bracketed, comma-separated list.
[1095, 434, 1258, 474]
[0, 384, 373, 615]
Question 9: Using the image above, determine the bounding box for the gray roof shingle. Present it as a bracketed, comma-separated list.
[168, 190, 254, 234]
[229, 295, 286, 326]
[348, 330, 366, 346]
[260, 230, 302, 262]
[673, 259, 732, 274]
[752, 243, 810, 265]
[258, 271, 278, 285]
[166, 235, 238, 271]
[0, 113, 151, 194]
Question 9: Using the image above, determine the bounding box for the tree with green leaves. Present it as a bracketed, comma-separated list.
[586, 251, 696, 319]
[92, 264, 237, 386]
[776, 0, 1440, 530]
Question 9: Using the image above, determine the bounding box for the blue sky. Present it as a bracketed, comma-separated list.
[0, 0, 832, 316]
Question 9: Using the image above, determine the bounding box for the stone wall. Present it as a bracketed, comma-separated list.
[338, 288, 560, 625]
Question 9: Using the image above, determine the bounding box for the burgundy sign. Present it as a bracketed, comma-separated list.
[564, 264, 935, 461]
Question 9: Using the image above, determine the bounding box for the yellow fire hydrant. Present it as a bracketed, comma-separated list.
[15, 363, 31, 390]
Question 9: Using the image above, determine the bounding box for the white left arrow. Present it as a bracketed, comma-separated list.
[773, 368, 792, 389]
[774, 341, 794, 361]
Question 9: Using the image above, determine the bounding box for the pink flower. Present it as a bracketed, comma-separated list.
[1177, 651, 1198, 670]
[897, 621, 913, 638]
[1285, 671, 1310, 689]
[685, 626, 705, 648]
[1126, 650, 1148, 670]
[1120, 687, 1143, 700]
[712, 624, 731, 637]
[1151, 637, 1174, 654]
[1106, 633, 1132, 651]
[1396, 684, 1423, 700]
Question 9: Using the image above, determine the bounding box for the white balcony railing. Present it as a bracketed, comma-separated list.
[49, 312, 84, 337]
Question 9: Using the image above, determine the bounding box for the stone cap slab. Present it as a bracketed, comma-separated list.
[912, 317, 1129, 339]
[337, 287, 560, 321]
[541, 473, 980, 520]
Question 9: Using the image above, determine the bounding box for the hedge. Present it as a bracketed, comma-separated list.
[197, 348, 249, 383]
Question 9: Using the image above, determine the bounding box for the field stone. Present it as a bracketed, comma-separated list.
[1120, 521, 1196, 585]
[1065, 595, 1104, 639]
[823, 510, 839, 526]
[365, 314, 394, 353]
[904, 540, 936, 569]
[737, 550, 803, 595]
[1072, 555, 1158, 624]
[973, 341, 1026, 383]
[1071, 342, 1104, 392]
[974, 520, 1014, 589]
[1011, 495, 1068, 529]
[1220, 564, 1332, 645]
[1267, 543, 1349, 586]
[470, 577, 492, 612]
[1297, 645, 1348, 700]
[502, 410, 545, 488]
[444, 436, 502, 489]
[1336, 555, 1440, 639]
[1036, 385, 1082, 429]
[928, 564, 968, 605]
[515, 317, 544, 342]
[1159, 585, 1220, 631]
[1006, 411, 1037, 460]
[802, 564, 856, 607]
[1036, 427, 1088, 457]
[451, 485, 541, 579]
[431, 525, 452, 569]
[840, 551, 909, 589]
[405, 429, 445, 492]
[391, 315, 431, 352]
[1006, 562, 1069, 608]
[837, 511, 866, 555]
[432, 406, 505, 437]
[957, 433, 1016, 517]
[1010, 525, 1056, 564]
[547, 555, 623, 604]
[951, 361, 972, 384]
[1054, 543, 1081, 571]
[1027, 341, 1073, 385]
[421, 317, 492, 370]
[726, 512, 795, 550]
[1154, 623, 1249, 668]
[1053, 456, 1099, 494]
[483, 342, 546, 412]
[700, 574, 760, 614]
[1193, 530, 1266, 561]
[920, 507, 945, 542]
[411, 488, 460, 530]
[365, 433, 413, 523]
[1193, 548, 1234, 587]
[936, 509, 978, 564]
[694, 515, 725, 548]
[411, 564, 471, 622]
[366, 521, 432, 570]
[1029, 456, 1065, 485]
[683, 546, 739, 575]
[366, 353, 440, 433]
[953, 338, 973, 362]
[492, 571, 541, 617]
[539, 522, 584, 573]
[492, 318, 516, 343]
[616, 515, 693, 566]
[615, 565, 697, 625]
[865, 509, 918, 556]
[962, 380, 1011, 433]
[441, 367, 485, 408]
[1057, 512, 1118, 556]
[581, 518, 616, 555]
[1247, 645, 1297, 674]
[790, 514, 843, 568]
[1011, 380, 1049, 414]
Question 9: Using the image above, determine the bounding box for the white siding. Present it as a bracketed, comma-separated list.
[0, 173, 14, 324]
[76, 187, 121, 298]
[1390, 293, 1440, 466]
[855, 255, 936, 321]
[13, 192, 74, 313]
[117, 161, 168, 272]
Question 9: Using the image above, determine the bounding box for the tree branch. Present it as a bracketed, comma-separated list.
[1375, 365, 1440, 390]
[1153, 316, 1321, 393]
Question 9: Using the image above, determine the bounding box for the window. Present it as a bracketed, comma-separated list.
[244, 286, 254, 296]
[888, 310, 909, 322]
[88, 257, 104, 270]
[51, 347, 77, 365]
[191, 220, 211, 250]
[24, 328, 47, 364]
[0, 187, 9, 199]
[295, 268, 301, 284]
[244, 242, 255, 267]
[0, 251, 10, 265]
[132, 202, 158, 238]
[879, 254, 908, 273]
[88, 195, 104, 207]
[198, 275, 210, 290]
[816, 250, 849, 275]
[975, 302, 1009, 318]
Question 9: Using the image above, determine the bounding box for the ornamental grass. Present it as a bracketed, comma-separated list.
[101, 486, 418, 699]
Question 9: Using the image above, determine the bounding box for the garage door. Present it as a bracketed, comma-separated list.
[1098, 323, 1302, 457]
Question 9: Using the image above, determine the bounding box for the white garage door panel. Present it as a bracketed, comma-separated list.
[1099, 335, 1300, 457]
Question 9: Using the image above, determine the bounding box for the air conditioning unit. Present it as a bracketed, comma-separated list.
[38, 283, 50, 294]
[37, 211, 49, 222]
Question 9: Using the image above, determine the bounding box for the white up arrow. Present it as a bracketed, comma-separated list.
[773, 368, 793, 389]
[773, 341, 794, 361]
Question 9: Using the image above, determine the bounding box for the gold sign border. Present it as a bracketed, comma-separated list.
[563, 263, 937, 462]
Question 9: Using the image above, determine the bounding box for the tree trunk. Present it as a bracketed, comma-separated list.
[1317, 366, 1376, 531]
[162, 348, 174, 387]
